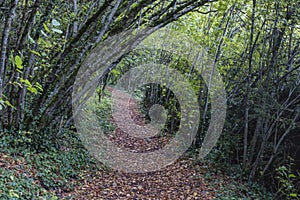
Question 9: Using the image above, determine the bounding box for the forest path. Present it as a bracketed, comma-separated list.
[61, 86, 216, 199]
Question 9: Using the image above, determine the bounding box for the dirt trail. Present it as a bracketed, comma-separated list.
[62, 87, 216, 199]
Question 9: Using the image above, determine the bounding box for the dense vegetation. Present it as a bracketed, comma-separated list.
[0, 0, 299, 199]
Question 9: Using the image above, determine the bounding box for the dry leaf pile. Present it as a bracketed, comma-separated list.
[61, 87, 216, 199]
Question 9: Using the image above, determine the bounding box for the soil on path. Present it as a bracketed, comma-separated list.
[61, 87, 216, 199]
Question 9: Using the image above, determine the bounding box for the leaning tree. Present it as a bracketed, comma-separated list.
[0, 0, 216, 132]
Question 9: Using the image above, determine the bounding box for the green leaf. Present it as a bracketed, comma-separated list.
[15, 55, 22, 66]
[38, 38, 51, 48]
[52, 19, 61, 27]
[15, 55, 23, 69]
[51, 195, 59, 200]
[290, 193, 298, 197]
[52, 28, 63, 34]
[43, 23, 51, 33]
[289, 173, 296, 178]
[35, 82, 43, 92]
[25, 79, 31, 86]
[5, 100, 16, 109]
[12, 81, 22, 87]
[28, 87, 38, 94]
[111, 69, 121, 76]
[20, 78, 32, 87]
[9, 190, 19, 198]
[30, 50, 41, 57]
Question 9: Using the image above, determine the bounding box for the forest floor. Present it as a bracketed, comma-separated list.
[60, 158, 216, 199]
[59, 87, 218, 199]
[1, 87, 254, 199]
[0, 86, 271, 199]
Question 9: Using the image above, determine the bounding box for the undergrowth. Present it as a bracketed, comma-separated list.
[0, 129, 98, 199]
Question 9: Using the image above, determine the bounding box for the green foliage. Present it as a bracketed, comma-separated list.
[105, 48, 204, 137]
[214, 180, 273, 199]
[28, 150, 84, 190]
[0, 97, 16, 110]
[94, 90, 115, 134]
[275, 158, 300, 199]
[0, 131, 33, 152]
[14, 55, 23, 70]
[0, 129, 99, 197]
[172, 0, 300, 196]
[19, 78, 43, 94]
[203, 132, 241, 171]
[0, 166, 58, 199]
[200, 152, 273, 199]
[0, 0, 299, 198]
